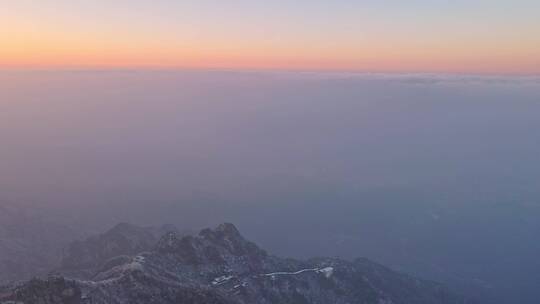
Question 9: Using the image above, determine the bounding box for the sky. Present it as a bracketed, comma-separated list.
[1, 0, 539, 74]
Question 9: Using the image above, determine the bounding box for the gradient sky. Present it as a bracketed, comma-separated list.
[1, 0, 539, 74]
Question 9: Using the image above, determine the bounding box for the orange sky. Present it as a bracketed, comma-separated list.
[1, 1, 539, 74]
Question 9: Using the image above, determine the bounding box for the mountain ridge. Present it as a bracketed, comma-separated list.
[0, 223, 471, 304]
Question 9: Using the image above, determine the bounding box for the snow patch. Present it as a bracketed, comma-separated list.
[261, 267, 334, 279]
[122, 255, 145, 271]
[233, 282, 247, 289]
[316, 267, 334, 278]
[212, 275, 234, 285]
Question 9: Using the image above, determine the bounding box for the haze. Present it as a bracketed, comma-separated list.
[1, 70, 540, 302]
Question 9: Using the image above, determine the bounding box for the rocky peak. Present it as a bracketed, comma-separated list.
[199, 223, 241, 240]
[155, 223, 267, 265]
[59, 223, 166, 278]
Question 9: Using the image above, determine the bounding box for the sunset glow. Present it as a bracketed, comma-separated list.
[1, 1, 539, 74]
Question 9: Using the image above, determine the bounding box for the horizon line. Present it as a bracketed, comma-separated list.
[1, 66, 539, 78]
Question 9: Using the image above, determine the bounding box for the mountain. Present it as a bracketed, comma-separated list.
[0, 203, 182, 285]
[1, 223, 469, 304]
[59, 222, 179, 279]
